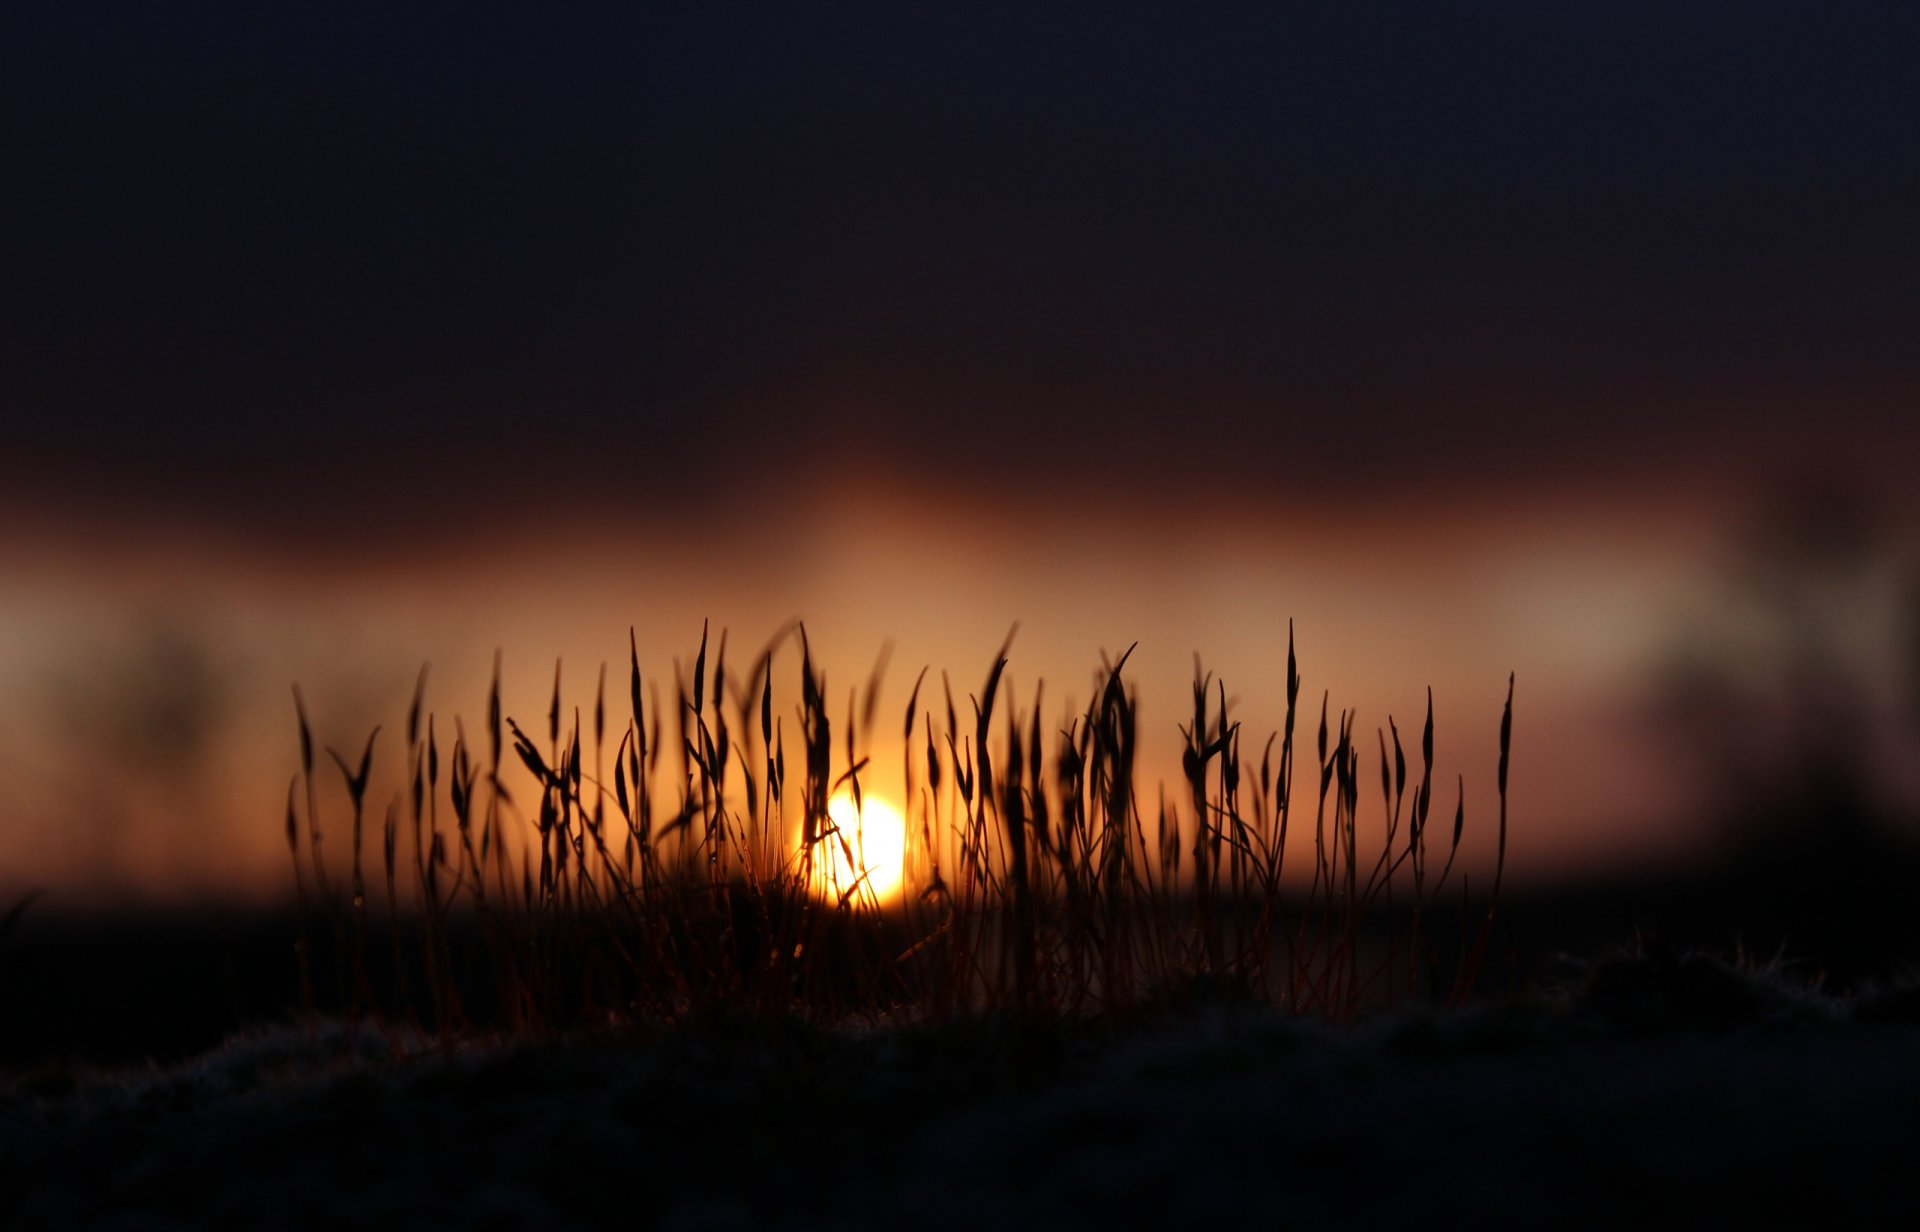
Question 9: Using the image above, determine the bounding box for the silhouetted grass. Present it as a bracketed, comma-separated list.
[285, 623, 1513, 1043]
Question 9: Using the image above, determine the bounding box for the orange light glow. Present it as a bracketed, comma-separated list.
[804, 792, 909, 904]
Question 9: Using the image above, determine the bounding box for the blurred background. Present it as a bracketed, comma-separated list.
[3, 4, 1917, 929]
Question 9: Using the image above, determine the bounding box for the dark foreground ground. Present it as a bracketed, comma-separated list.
[5, 890, 1920, 1230]
[4, 976, 1919, 1231]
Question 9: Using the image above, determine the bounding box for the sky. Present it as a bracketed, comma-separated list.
[3, 4, 1917, 905]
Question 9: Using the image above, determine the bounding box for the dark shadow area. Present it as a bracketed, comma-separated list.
[0, 895, 966, 1070]
[1501, 806, 1920, 995]
[0, 907, 305, 1070]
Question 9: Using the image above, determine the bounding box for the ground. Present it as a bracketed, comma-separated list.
[6, 965, 1919, 1230]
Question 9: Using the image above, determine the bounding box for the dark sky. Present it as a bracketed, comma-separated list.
[6, 3, 1917, 542]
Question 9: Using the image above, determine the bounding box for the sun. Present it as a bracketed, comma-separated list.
[804, 792, 909, 904]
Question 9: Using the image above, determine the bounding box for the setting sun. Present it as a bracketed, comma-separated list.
[804, 792, 909, 904]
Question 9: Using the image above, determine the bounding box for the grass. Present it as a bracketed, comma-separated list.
[30, 641, 1920, 1227]
[284, 621, 1514, 1046]
[29, 620, 1920, 1230]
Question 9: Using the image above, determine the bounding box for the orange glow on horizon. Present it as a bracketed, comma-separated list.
[0, 489, 1780, 907]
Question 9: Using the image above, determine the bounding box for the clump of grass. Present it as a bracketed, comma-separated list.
[1552, 935, 1846, 1033]
[1853, 965, 1920, 1023]
[284, 623, 1512, 1043]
